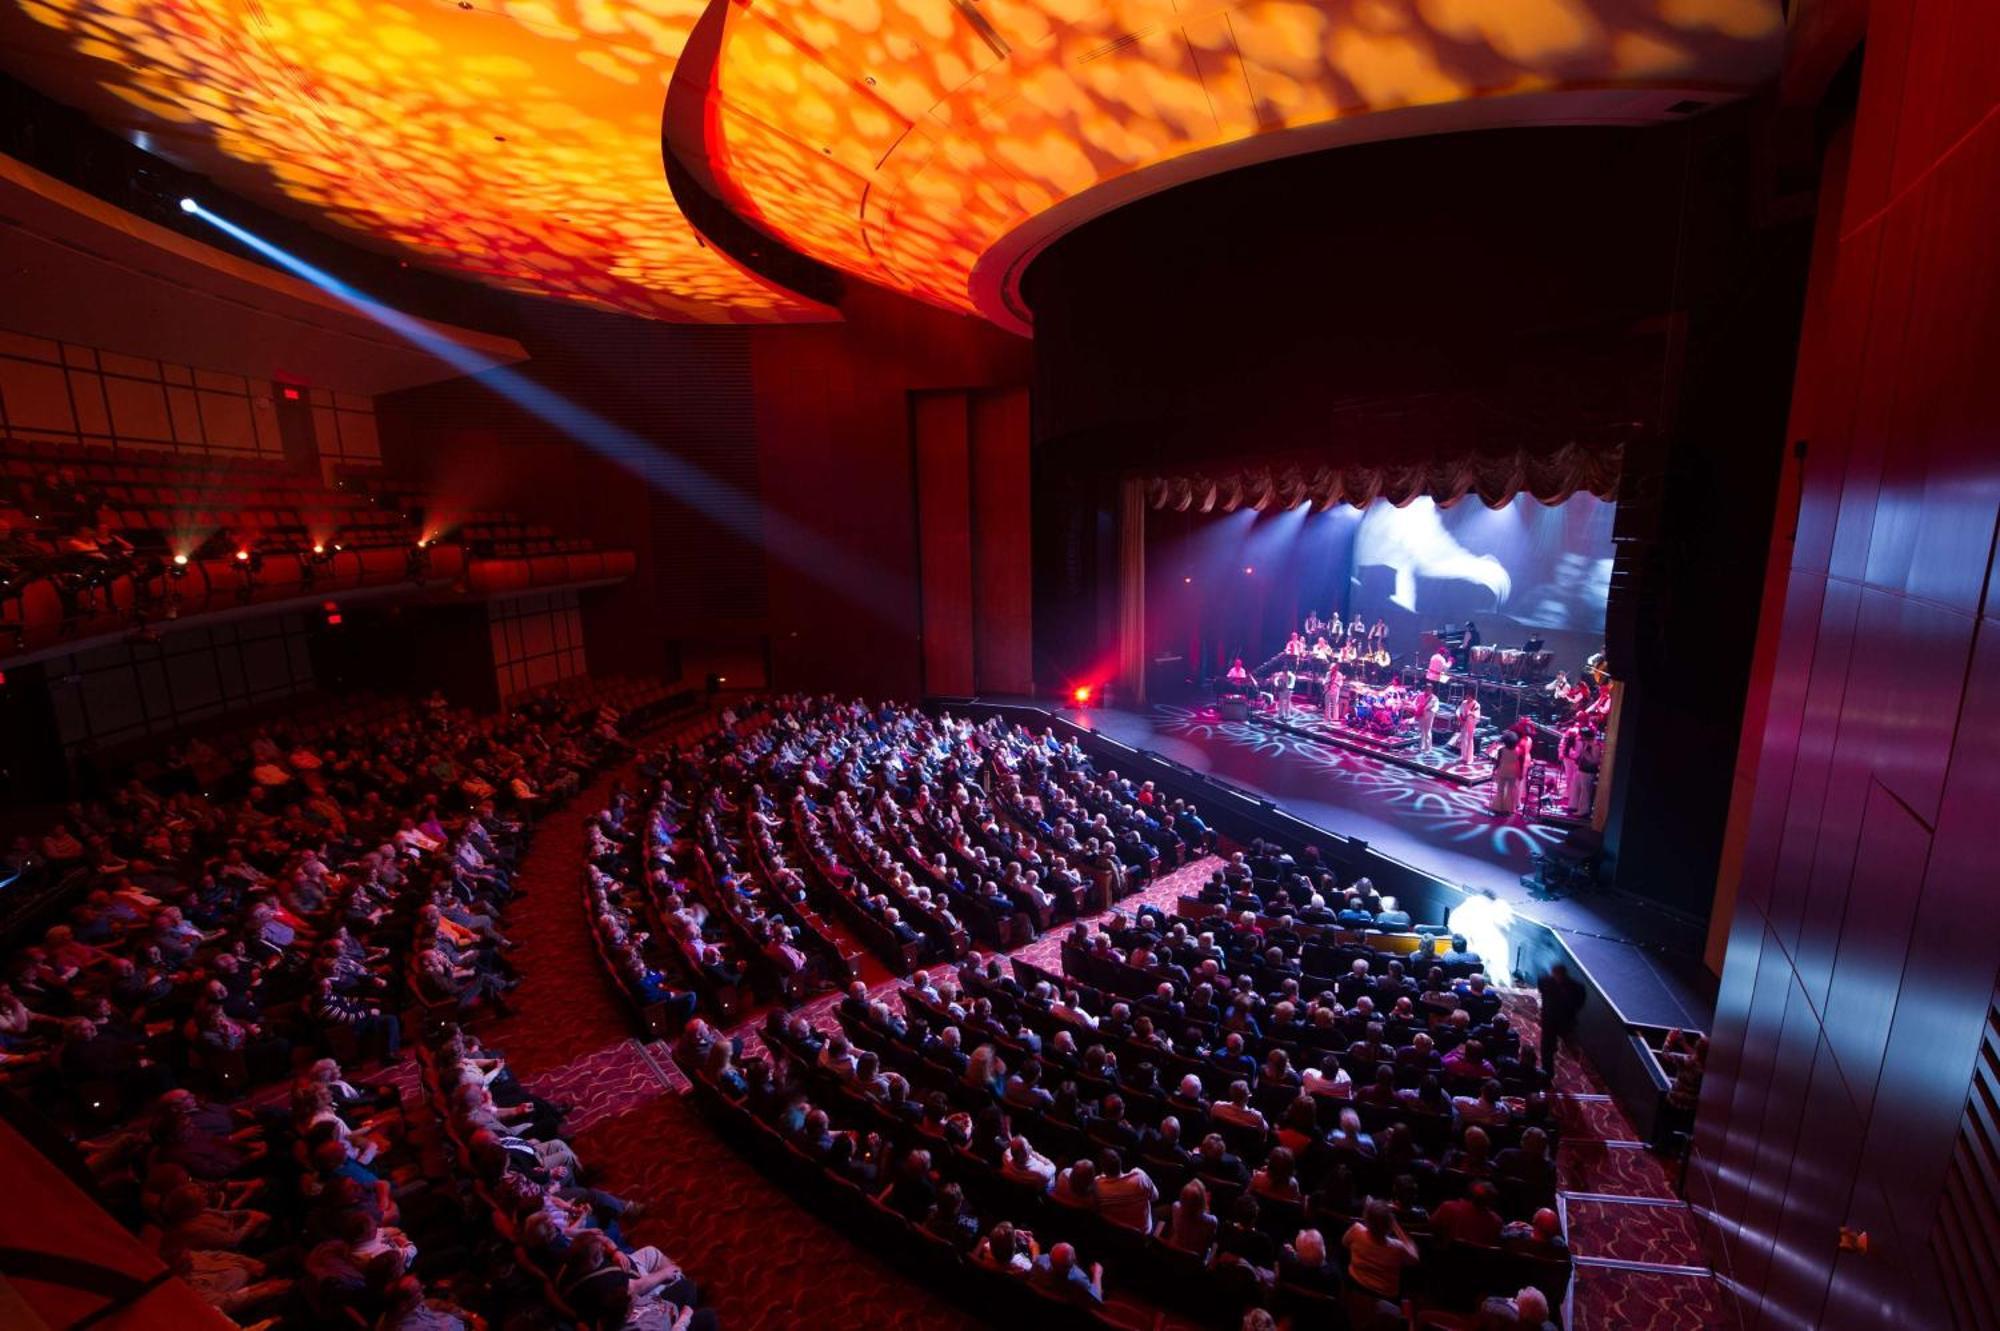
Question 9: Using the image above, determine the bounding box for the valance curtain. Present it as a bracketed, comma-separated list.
[1144, 443, 1622, 512]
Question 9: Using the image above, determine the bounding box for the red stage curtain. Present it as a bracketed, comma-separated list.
[1145, 442, 1622, 512]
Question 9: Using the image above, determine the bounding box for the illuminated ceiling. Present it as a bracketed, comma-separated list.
[0, 0, 831, 323]
[702, 0, 1786, 326]
[0, 0, 1783, 328]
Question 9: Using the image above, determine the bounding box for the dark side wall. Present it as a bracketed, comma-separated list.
[376, 286, 1030, 700]
[747, 286, 1031, 699]
[1691, 0, 2000, 1324]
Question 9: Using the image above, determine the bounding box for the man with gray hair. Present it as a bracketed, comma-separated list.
[1476, 1285, 1554, 1330]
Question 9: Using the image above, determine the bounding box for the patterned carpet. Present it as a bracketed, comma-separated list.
[571, 1092, 972, 1331]
[1571, 1265, 1728, 1330]
[1559, 1141, 1681, 1200]
[1564, 1199, 1705, 1268]
[482, 767, 641, 1080]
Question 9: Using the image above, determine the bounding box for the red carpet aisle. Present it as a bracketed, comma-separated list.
[470, 762, 956, 1327]
[1505, 991, 1718, 1330]
[482, 766, 645, 1080]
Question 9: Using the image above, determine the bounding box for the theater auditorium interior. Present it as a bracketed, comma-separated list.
[0, 0, 1993, 1328]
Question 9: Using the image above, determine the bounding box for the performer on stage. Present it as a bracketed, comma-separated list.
[1224, 657, 1252, 694]
[1304, 610, 1326, 638]
[1284, 630, 1307, 660]
[1272, 664, 1297, 719]
[1311, 636, 1334, 666]
[1573, 724, 1604, 817]
[1412, 684, 1440, 757]
[1324, 663, 1346, 724]
[1348, 613, 1367, 643]
[1326, 615, 1344, 646]
[1558, 725, 1583, 813]
[1489, 724, 1529, 816]
[1426, 645, 1454, 685]
[1457, 695, 1482, 766]
[1339, 637, 1360, 665]
[1367, 617, 1388, 653]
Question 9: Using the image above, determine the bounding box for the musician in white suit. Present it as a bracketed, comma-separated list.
[1457, 696, 1482, 766]
[1412, 685, 1440, 757]
[1324, 664, 1346, 726]
[1489, 727, 1531, 816]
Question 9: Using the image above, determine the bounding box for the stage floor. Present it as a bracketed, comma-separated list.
[1057, 701, 1716, 1032]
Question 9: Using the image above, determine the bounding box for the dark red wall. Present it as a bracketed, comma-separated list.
[378, 287, 1031, 700]
[1690, 0, 2000, 1323]
[748, 287, 1031, 698]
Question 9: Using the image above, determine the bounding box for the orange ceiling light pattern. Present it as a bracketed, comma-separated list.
[0, 0, 830, 322]
[706, 0, 1785, 321]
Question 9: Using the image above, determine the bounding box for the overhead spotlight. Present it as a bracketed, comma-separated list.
[1244, 565, 1255, 575]
[235, 549, 251, 562]
[178, 197, 198, 213]
[172, 552, 189, 566]
[1071, 685, 1094, 706]
[1182, 576, 1192, 584]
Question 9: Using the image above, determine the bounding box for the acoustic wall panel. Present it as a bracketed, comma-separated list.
[0, 325, 376, 463]
[1690, 3, 2000, 1325]
[913, 392, 975, 697]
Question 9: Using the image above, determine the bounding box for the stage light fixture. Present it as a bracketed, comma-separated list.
[235, 549, 251, 562]
[1244, 565, 1255, 575]
[1072, 686, 1094, 705]
[1183, 576, 1192, 584]
[172, 553, 188, 566]
[312, 543, 325, 555]
[178, 197, 198, 213]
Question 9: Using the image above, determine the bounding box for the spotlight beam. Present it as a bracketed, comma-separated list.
[181, 202, 909, 625]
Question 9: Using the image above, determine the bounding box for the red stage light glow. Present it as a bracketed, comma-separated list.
[1072, 686, 1093, 705]
[235, 549, 251, 561]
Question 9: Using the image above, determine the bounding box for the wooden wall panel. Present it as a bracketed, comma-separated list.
[1691, 2, 2000, 1326]
[970, 387, 1033, 695]
[914, 392, 975, 697]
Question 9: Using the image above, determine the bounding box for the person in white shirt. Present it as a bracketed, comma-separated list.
[1426, 648, 1454, 684]
[1457, 696, 1482, 766]
[1092, 1151, 1159, 1232]
[1302, 1055, 1353, 1099]
[1209, 1080, 1267, 1130]
[1412, 686, 1440, 756]
[1002, 1135, 1057, 1189]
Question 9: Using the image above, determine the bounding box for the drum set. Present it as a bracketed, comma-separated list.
[1345, 686, 1410, 736]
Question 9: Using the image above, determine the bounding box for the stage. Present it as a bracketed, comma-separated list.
[1251, 704, 1499, 787]
[1057, 701, 1716, 1034]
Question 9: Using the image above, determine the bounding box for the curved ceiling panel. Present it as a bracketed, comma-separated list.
[0, 0, 832, 322]
[705, 0, 1785, 326]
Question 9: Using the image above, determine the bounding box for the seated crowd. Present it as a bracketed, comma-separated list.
[581, 697, 1216, 1034]
[642, 695, 1567, 1328]
[0, 679, 697, 1329]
